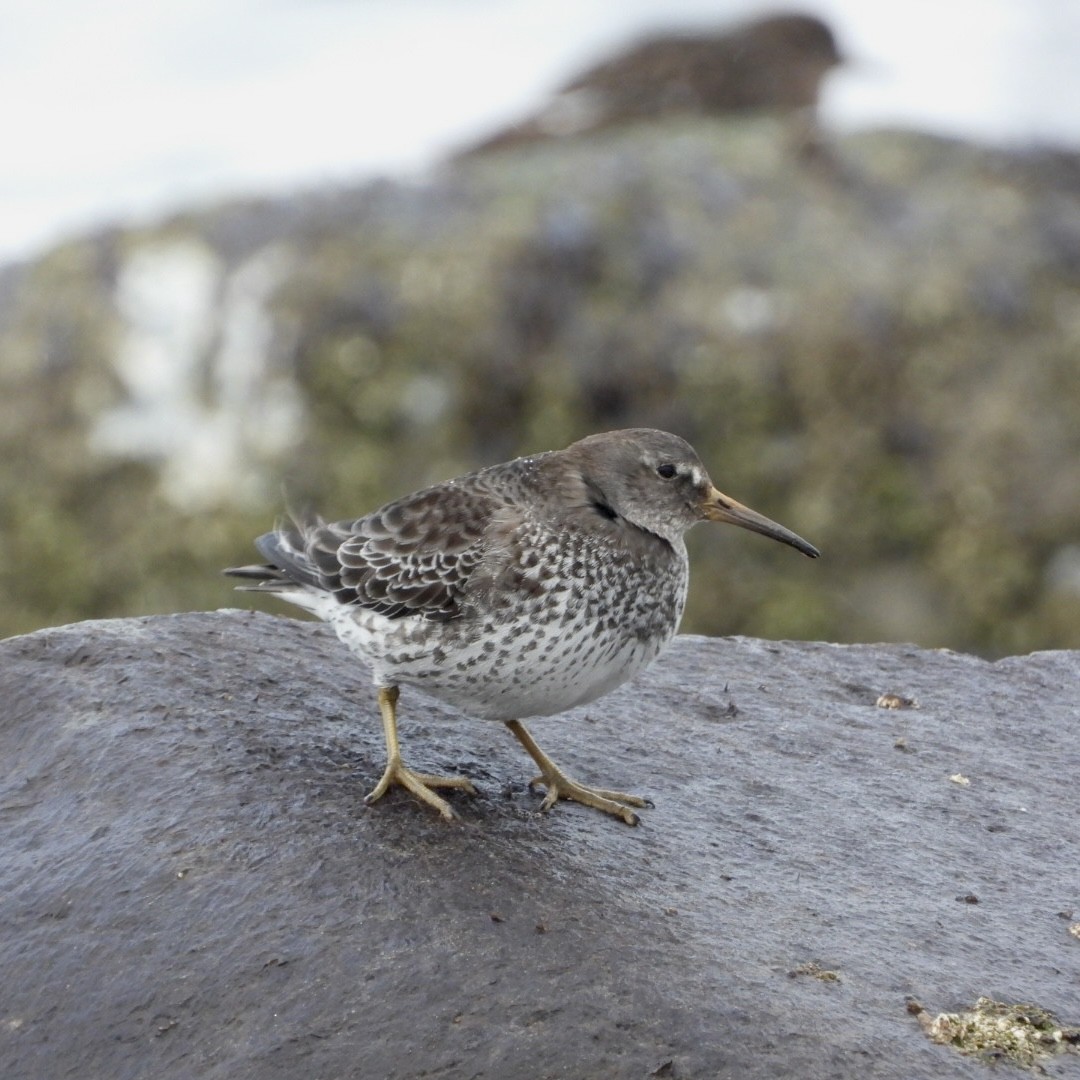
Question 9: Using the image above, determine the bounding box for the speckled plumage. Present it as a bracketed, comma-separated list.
[226, 428, 819, 824]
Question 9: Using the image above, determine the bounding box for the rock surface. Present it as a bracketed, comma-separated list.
[1, 610, 1078, 1078]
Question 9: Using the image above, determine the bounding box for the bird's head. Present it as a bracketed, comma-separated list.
[568, 428, 820, 557]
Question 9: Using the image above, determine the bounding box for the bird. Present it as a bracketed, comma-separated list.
[458, 12, 842, 157]
[225, 429, 819, 825]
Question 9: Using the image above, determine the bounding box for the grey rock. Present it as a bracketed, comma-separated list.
[1, 610, 1078, 1078]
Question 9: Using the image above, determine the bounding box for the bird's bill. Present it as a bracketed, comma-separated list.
[702, 486, 820, 558]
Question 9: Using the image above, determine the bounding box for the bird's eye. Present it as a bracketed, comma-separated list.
[656, 463, 678, 479]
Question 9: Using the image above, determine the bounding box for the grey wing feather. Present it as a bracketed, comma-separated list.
[226, 455, 546, 618]
[333, 480, 517, 619]
[260, 474, 522, 620]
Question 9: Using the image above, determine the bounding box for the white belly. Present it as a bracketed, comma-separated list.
[282, 533, 689, 723]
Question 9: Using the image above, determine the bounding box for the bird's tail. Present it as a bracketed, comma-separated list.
[223, 518, 324, 593]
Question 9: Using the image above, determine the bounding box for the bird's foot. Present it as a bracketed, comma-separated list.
[527, 769, 650, 826]
[364, 757, 477, 822]
[504, 719, 649, 826]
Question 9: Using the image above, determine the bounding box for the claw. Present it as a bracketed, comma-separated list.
[509, 720, 649, 826]
[367, 686, 477, 820]
[365, 759, 476, 821]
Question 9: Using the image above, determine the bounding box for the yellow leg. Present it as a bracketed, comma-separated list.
[364, 686, 477, 821]
[505, 719, 650, 826]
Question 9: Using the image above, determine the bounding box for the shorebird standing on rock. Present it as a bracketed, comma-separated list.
[226, 429, 819, 824]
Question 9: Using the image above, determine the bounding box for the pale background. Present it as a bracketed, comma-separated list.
[3, 0, 1079, 265]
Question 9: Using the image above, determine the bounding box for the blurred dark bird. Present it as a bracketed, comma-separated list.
[225, 429, 819, 825]
[458, 12, 843, 157]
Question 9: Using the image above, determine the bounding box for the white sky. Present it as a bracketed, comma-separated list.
[2, 0, 1079, 265]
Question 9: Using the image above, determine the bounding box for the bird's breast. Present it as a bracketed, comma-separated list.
[329, 525, 690, 722]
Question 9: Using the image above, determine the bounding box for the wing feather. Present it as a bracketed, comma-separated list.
[236, 453, 553, 619]
[293, 472, 526, 620]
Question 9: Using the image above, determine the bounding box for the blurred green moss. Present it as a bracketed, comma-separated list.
[2, 124, 1079, 656]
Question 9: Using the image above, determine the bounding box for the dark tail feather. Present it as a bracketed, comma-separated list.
[224, 520, 324, 592]
[222, 562, 291, 591]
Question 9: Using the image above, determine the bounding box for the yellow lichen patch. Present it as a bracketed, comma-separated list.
[909, 995, 1080, 1068]
[876, 693, 919, 710]
[788, 961, 840, 982]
